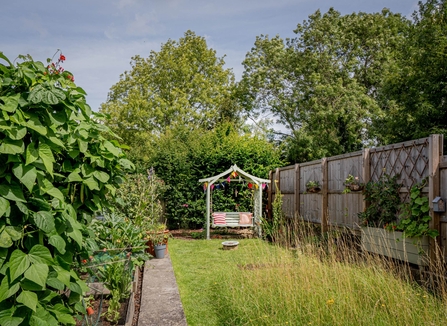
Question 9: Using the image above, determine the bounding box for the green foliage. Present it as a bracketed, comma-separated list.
[0, 52, 133, 324]
[114, 170, 167, 230]
[240, 9, 409, 162]
[148, 123, 283, 229]
[397, 181, 439, 239]
[377, 0, 447, 144]
[101, 30, 241, 161]
[262, 181, 286, 242]
[358, 174, 402, 227]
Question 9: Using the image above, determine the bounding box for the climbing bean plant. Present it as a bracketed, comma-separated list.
[0, 52, 133, 325]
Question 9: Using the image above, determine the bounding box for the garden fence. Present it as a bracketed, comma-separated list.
[268, 134, 447, 260]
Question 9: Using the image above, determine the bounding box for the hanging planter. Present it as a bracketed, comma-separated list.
[343, 174, 364, 193]
[306, 180, 321, 193]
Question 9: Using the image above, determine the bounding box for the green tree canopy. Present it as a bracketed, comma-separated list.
[239, 8, 409, 162]
[377, 0, 447, 144]
[101, 30, 241, 161]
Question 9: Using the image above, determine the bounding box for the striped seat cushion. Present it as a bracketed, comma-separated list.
[212, 212, 227, 225]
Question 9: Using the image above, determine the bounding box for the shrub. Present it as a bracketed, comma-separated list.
[0, 52, 133, 324]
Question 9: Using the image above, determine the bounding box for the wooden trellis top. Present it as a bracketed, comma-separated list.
[199, 164, 270, 185]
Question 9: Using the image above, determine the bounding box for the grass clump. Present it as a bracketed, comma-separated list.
[170, 232, 447, 326]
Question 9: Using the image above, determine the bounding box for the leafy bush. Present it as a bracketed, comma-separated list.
[114, 169, 167, 230]
[397, 180, 439, 239]
[358, 174, 402, 227]
[0, 52, 133, 324]
[149, 123, 283, 229]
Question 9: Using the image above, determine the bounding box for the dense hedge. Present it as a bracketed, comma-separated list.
[147, 123, 284, 229]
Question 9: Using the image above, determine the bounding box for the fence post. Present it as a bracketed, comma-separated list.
[429, 134, 443, 261]
[294, 163, 300, 218]
[362, 148, 370, 215]
[322, 158, 328, 232]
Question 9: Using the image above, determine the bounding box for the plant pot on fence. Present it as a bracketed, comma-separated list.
[154, 244, 167, 259]
[347, 184, 363, 192]
[361, 227, 429, 266]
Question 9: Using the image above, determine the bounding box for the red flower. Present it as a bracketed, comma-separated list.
[60, 54, 66, 61]
[82, 259, 87, 264]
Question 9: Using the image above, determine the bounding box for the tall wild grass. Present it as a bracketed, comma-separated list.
[171, 215, 447, 325]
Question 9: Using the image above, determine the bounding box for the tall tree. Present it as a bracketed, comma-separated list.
[240, 9, 409, 162]
[101, 30, 240, 161]
[377, 0, 447, 144]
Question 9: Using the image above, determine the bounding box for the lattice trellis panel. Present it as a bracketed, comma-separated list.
[370, 138, 430, 196]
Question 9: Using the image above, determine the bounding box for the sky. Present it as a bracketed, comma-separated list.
[2, 0, 419, 112]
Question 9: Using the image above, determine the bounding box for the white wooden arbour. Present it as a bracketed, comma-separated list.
[199, 164, 270, 240]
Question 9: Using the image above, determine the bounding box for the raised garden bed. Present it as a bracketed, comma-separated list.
[361, 227, 429, 266]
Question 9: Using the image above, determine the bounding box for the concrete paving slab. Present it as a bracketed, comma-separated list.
[138, 255, 187, 326]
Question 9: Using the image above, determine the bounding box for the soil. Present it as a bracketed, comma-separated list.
[76, 267, 144, 326]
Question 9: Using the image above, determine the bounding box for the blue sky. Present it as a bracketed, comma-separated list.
[2, 0, 418, 111]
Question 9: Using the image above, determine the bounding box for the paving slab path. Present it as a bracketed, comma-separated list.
[138, 255, 188, 326]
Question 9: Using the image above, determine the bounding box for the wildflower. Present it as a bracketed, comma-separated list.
[182, 204, 189, 208]
[103, 248, 107, 252]
[82, 259, 87, 264]
[60, 54, 66, 61]
[326, 299, 334, 305]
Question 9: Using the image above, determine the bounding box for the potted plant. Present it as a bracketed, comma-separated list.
[305, 180, 321, 193]
[146, 222, 170, 257]
[343, 174, 364, 193]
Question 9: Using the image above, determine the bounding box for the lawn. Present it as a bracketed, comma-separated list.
[170, 238, 447, 326]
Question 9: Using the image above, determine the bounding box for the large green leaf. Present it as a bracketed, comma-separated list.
[53, 266, 71, 287]
[24, 263, 48, 288]
[103, 140, 120, 157]
[0, 225, 23, 247]
[0, 275, 20, 303]
[93, 170, 110, 183]
[39, 179, 64, 202]
[33, 211, 55, 233]
[12, 164, 37, 192]
[48, 235, 66, 254]
[28, 85, 44, 104]
[0, 231, 13, 248]
[28, 244, 53, 265]
[30, 306, 59, 326]
[9, 249, 30, 282]
[48, 303, 75, 325]
[0, 138, 24, 155]
[0, 183, 26, 202]
[66, 171, 83, 182]
[38, 143, 54, 176]
[6, 126, 27, 140]
[83, 176, 99, 191]
[26, 115, 47, 135]
[25, 143, 39, 166]
[16, 290, 38, 312]
[0, 198, 10, 217]
[0, 94, 20, 113]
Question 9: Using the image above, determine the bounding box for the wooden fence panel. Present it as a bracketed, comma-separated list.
[300, 193, 321, 223]
[300, 162, 322, 192]
[279, 166, 295, 194]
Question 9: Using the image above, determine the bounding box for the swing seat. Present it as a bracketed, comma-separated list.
[212, 212, 253, 228]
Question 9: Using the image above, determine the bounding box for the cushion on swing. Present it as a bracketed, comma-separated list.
[212, 212, 227, 225]
[239, 212, 253, 225]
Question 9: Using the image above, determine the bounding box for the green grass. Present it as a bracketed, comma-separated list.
[170, 238, 447, 326]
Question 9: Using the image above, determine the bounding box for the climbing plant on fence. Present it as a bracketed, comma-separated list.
[0, 52, 133, 325]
